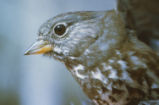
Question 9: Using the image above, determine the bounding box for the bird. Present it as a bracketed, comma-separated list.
[25, 10, 159, 105]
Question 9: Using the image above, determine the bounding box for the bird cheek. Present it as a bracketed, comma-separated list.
[53, 46, 63, 54]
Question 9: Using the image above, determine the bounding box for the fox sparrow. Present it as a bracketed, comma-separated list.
[25, 10, 159, 105]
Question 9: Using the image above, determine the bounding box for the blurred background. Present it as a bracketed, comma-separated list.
[0, 0, 116, 105]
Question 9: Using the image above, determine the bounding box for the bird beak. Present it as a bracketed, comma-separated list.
[24, 40, 52, 55]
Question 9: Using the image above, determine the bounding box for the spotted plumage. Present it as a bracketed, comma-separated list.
[25, 10, 159, 105]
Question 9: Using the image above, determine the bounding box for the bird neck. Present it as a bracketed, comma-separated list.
[64, 36, 129, 74]
[64, 12, 130, 70]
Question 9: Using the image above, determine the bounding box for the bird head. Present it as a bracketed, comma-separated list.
[25, 10, 126, 63]
[25, 11, 106, 59]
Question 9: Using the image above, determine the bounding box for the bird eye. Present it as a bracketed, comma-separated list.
[54, 24, 66, 36]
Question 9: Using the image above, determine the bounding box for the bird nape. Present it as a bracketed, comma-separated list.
[25, 10, 159, 105]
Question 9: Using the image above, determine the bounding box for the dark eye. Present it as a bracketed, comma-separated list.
[54, 24, 66, 36]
